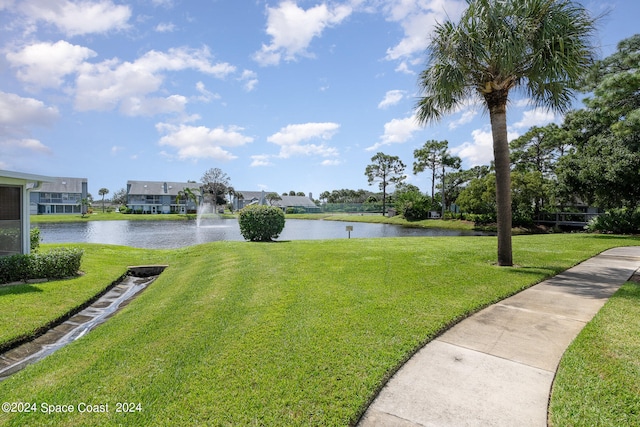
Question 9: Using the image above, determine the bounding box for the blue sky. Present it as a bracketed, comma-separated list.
[1, 0, 638, 200]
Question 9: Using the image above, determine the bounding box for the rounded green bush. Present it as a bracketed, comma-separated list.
[238, 205, 286, 242]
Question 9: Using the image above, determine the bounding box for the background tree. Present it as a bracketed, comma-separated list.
[111, 188, 127, 206]
[365, 152, 406, 216]
[319, 191, 330, 204]
[438, 151, 462, 217]
[226, 187, 236, 212]
[556, 34, 640, 210]
[415, 0, 596, 266]
[266, 192, 282, 206]
[323, 189, 370, 204]
[444, 165, 491, 217]
[98, 188, 109, 213]
[456, 173, 497, 221]
[413, 140, 448, 202]
[201, 168, 231, 213]
[510, 124, 566, 217]
[176, 187, 200, 214]
[510, 125, 562, 176]
[78, 198, 90, 217]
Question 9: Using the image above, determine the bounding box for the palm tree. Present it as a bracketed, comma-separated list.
[415, 0, 596, 266]
[183, 187, 199, 212]
[98, 188, 109, 213]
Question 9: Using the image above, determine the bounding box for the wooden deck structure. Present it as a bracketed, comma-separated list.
[534, 212, 599, 228]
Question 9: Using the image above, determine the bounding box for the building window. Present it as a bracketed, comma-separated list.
[0, 185, 22, 256]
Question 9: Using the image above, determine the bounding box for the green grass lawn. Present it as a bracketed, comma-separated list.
[30, 212, 194, 223]
[286, 212, 477, 231]
[30, 212, 237, 223]
[549, 279, 640, 426]
[0, 234, 638, 426]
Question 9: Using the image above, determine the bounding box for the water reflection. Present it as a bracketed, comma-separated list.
[35, 219, 489, 249]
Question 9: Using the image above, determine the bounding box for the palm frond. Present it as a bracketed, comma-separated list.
[415, 0, 597, 118]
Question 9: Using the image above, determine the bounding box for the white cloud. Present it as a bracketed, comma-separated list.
[111, 145, 124, 155]
[151, 0, 174, 7]
[74, 46, 235, 115]
[267, 122, 340, 158]
[0, 91, 59, 128]
[193, 81, 220, 103]
[366, 115, 421, 151]
[155, 22, 176, 32]
[383, 0, 466, 63]
[513, 108, 557, 129]
[6, 40, 97, 89]
[120, 95, 187, 116]
[394, 61, 415, 75]
[0, 138, 52, 155]
[253, 0, 353, 66]
[18, 0, 131, 36]
[239, 70, 258, 92]
[250, 154, 273, 167]
[0, 92, 56, 163]
[0, 0, 15, 11]
[448, 109, 478, 129]
[135, 46, 235, 77]
[321, 159, 341, 166]
[156, 123, 253, 161]
[451, 128, 520, 166]
[378, 89, 405, 109]
[514, 98, 532, 108]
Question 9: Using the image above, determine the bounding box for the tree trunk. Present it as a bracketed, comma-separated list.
[489, 101, 513, 266]
[431, 167, 436, 203]
[382, 178, 387, 216]
[441, 164, 446, 218]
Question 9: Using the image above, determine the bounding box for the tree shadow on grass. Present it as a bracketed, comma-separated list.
[0, 284, 44, 297]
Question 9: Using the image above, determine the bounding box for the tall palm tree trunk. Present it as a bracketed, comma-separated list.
[489, 100, 513, 266]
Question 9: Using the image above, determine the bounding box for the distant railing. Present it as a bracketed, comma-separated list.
[535, 212, 599, 227]
[320, 203, 382, 214]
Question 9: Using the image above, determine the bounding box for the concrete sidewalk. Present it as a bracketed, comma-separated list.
[358, 246, 640, 427]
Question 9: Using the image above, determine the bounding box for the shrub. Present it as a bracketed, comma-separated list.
[587, 208, 640, 234]
[463, 213, 497, 225]
[401, 200, 431, 221]
[0, 254, 33, 283]
[394, 186, 434, 221]
[0, 247, 84, 284]
[238, 205, 285, 242]
[30, 227, 41, 252]
[35, 248, 84, 279]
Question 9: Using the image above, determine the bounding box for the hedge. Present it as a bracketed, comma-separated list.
[0, 248, 84, 284]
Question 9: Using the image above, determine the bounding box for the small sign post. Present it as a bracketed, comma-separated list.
[346, 225, 353, 238]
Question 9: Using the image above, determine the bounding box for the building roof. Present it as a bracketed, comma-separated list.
[236, 190, 264, 201]
[31, 176, 86, 193]
[271, 195, 318, 208]
[0, 170, 55, 186]
[127, 180, 202, 196]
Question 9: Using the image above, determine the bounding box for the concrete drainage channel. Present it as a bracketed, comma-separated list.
[0, 265, 167, 381]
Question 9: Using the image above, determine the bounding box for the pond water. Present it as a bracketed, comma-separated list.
[35, 219, 490, 249]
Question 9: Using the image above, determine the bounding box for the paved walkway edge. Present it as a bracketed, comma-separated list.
[358, 246, 640, 427]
